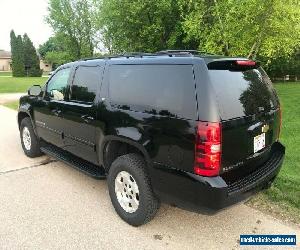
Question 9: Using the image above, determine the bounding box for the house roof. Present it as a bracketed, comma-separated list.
[0, 50, 11, 59]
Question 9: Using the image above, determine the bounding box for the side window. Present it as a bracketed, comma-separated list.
[109, 65, 196, 119]
[46, 68, 71, 101]
[70, 66, 101, 103]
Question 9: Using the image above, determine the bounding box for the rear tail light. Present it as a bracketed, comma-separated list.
[194, 122, 222, 177]
[207, 60, 259, 70]
[235, 60, 256, 66]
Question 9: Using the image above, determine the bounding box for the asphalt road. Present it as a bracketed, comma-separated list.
[0, 105, 299, 250]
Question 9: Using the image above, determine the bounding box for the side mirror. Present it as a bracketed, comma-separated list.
[28, 85, 42, 96]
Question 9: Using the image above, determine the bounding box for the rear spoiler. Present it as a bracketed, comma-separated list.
[207, 59, 260, 71]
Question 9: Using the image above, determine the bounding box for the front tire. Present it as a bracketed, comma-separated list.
[108, 154, 159, 226]
[20, 117, 42, 158]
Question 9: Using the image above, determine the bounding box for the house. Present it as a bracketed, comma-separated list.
[40, 60, 52, 72]
[0, 50, 52, 72]
[0, 50, 12, 71]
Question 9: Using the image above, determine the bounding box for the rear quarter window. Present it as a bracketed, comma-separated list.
[108, 64, 197, 120]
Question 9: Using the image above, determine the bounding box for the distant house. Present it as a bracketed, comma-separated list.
[0, 50, 12, 71]
[0, 50, 52, 72]
[40, 60, 52, 72]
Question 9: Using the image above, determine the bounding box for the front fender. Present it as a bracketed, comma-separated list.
[18, 98, 35, 132]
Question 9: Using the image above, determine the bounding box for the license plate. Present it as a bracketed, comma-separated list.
[254, 133, 265, 153]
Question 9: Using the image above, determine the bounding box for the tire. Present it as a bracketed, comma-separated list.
[107, 153, 160, 226]
[20, 117, 42, 158]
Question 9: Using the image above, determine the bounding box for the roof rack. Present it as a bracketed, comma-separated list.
[79, 56, 105, 61]
[157, 50, 215, 57]
[122, 52, 157, 58]
[79, 50, 215, 61]
[157, 50, 199, 55]
[79, 52, 157, 61]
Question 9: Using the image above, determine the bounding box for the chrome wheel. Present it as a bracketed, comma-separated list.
[115, 171, 140, 213]
[22, 127, 31, 151]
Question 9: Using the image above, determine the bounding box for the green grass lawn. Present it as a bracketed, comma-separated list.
[249, 82, 300, 223]
[0, 72, 51, 77]
[0, 77, 48, 93]
[3, 100, 19, 110]
[272, 83, 300, 208]
[0, 71, 12, 76]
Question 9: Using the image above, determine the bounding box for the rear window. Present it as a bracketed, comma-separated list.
[109, 64, 196, 119]
[208, 68, 279, 120]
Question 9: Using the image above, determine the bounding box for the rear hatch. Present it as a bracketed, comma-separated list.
[207, 59, 281, 180]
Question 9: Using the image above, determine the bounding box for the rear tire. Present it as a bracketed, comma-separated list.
[107, 153, 159, 226]
[20, 117, 42, 158]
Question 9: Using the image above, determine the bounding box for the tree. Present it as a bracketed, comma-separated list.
[23, 34, 42, 77]
[44, 0, 300, 76]
[10, 30, 42, 77]
[45, 51, 72, 67]
[98, 0, 300, 61]
[10, 30, 25, 77]
[38, 37, 60, 59]
[98, 0, 195, 53]
[46, 0, 99, 60]
[183, 0, 300, 61]
[38, 36, 73, 69]
[262, 48, 300, 78]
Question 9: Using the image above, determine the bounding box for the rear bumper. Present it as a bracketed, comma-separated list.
[150, 142, 285, 211]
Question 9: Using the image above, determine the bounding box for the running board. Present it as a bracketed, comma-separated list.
[40, 144, 106, 180]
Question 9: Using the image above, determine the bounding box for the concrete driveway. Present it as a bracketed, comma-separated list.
[0, 93, 25, 105]
[0, 105, 299, 250]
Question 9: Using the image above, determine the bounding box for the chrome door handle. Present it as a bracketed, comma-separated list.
[81, 114, 94, 123]
[51, 109, 62, 116]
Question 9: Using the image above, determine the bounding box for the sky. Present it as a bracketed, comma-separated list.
[0, 0, 52, 51]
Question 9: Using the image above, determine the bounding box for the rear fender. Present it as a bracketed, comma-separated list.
[99, 134, 152, 168]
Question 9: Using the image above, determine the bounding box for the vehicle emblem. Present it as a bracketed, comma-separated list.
[261, 124, 269, 133]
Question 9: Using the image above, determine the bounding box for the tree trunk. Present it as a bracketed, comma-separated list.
[247, 41, 257, 59]
[213, 0, 230, 55]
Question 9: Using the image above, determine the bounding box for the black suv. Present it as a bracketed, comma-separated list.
[18, 51, 285, 226]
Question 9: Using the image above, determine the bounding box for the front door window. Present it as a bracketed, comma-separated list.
[46, 68, 71, 101]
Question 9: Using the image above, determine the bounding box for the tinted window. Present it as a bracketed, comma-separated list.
[208, 68, 279, 120]
[47, 68, 71, 101]
[109, 65, 196, 119]
[70, 66, 101, 103]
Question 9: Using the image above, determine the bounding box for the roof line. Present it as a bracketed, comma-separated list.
[79, 50, 216, 62]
